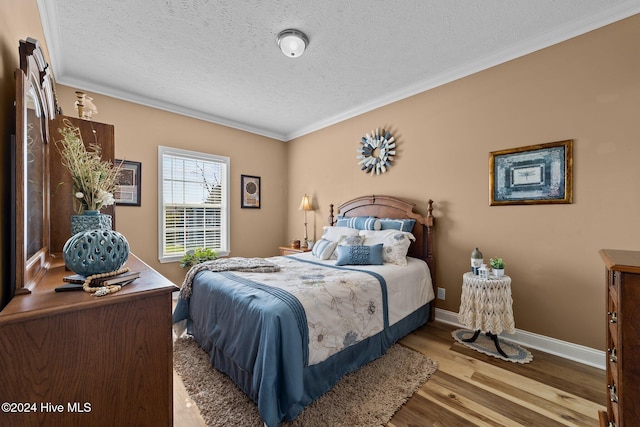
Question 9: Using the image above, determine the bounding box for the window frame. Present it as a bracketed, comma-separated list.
[157, 145, 230, 264]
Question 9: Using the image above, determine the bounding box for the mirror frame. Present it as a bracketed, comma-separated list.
[13, 38, 57, 295]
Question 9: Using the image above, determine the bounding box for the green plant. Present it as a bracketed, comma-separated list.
[489, 257, 505, 269]
[180, 248, 218, 268]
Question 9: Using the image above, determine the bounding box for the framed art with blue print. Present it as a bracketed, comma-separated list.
[490, 140, 573, 206]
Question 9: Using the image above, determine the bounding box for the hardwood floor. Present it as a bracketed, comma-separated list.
[173, 369, 207, 426]
[389, 321, 605, 427]
[173, 320, 606, 426]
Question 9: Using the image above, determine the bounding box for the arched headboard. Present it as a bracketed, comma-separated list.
[328, 195, 436, 320]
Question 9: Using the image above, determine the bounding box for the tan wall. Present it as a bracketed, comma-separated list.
[286, 15, 640, 350]
[54, 86, 288, 286]
[0, 0, 48, 306]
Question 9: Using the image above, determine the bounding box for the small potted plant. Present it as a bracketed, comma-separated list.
[489, 257, 505, 277]
[180, 248, 218, 268]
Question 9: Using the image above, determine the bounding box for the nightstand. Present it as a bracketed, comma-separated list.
[458, 272, 515, 357]
[279, 246, 312, 256]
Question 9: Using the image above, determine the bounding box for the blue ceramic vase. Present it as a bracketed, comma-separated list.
[63, 229, 130, 276]
[70, 210, 112, 236]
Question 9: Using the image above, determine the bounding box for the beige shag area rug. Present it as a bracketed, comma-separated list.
[174, 337, 438, 427]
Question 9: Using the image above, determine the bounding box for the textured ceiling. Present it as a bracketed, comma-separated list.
[38, 1, 640, 141]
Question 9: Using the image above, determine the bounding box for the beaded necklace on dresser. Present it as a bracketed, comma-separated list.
[83, 267, 130, 297]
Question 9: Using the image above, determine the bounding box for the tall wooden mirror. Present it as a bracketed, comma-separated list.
[12, 38, 57, 295]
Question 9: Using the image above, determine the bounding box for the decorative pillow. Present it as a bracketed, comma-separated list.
[330, 235, 365, 259]
[335, 216, 381, 231]
[359, 229, 415, 266]
[339, 235, 365, 246]
[378, 218, 416, 232]
[335, 244, 384, 266]
[321, 226, 360, 242]
[311, 238, 339, 260]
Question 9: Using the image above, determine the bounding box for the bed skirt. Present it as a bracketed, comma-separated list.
[189, 303, 430, 426]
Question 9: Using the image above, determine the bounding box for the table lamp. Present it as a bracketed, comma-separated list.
[299, 194, 313, 248]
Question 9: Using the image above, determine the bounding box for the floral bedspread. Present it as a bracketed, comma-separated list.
[231, 255, 388, 366]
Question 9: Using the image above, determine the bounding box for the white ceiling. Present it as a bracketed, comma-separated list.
[38, 1, 640, 141]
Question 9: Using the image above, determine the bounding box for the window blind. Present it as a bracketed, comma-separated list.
[158, 147, 229, 262]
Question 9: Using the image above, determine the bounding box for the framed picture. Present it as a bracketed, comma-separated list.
[241, 174, 260, 208]
[114, 160, 141, 206]
[489, 140, 573, 206]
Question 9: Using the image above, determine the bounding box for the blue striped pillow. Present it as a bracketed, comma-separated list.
[311, 238, 338, 260]
[378, 218, 416, 232]
[335, 216, 381, 230]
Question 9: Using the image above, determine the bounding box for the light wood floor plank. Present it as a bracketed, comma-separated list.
[415, 383, 516, 426]
[173, 370, 206, 426]
[429, 370, 567, 427]
[451, 343, 604, 403]
[470, 371, 598, 425]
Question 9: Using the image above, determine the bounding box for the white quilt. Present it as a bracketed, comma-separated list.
[229, 253, 433, 365]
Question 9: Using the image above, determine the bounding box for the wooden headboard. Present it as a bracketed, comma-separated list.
[328, 195, 436, 320]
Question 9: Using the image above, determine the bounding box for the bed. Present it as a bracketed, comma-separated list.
[173, 195, 436, 427]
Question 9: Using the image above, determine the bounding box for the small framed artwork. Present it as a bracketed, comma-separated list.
[114, 160, 142, 206]
[241, 174, 260, 209]
[489, 140, 573, 206]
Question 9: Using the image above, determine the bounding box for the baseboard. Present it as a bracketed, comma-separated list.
[435, 308, 606, 370]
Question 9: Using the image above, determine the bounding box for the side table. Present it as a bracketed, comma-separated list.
[458, 272, 515, 357]
[279, 246, 312, 256]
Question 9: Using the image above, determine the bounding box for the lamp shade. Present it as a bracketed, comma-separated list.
[299, 194, 313, 211]
[277, 29, 308, 58]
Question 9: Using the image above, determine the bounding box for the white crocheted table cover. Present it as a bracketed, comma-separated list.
[458, 272, 515, 335]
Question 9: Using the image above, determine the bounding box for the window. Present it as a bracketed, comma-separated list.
[158, 146, 229, 263]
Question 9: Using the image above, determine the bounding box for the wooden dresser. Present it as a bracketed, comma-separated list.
[599, 249, 640, 427]
[0, 254, 178, 427]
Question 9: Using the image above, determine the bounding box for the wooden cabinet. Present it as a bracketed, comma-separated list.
[279, 246, 312, 256]
[0, 254, 177, 426]
[599, 249, 640, 427]
[49, 115, 116, 257]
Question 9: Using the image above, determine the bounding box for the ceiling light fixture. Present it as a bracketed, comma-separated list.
[277, 29, 309, 58]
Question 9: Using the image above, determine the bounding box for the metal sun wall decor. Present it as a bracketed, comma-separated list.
[357, 128, 396, 175]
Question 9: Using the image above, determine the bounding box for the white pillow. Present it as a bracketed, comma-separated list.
[359, 229, 415, 266]
[331, 235, 366, 259]
[339, 235, 365, 246]
[321, 226, 360, 242]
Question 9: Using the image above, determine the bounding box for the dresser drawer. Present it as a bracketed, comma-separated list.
[610, 397, 619, 427]
[608, 283, 618, 304]
[609, 270, 620, 300]
[607, 296, 618, 348]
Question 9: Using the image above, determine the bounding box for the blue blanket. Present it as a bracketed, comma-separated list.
[173, 258, 430, 426]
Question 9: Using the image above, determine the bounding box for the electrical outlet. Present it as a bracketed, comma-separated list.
[437, 287, 446, 300]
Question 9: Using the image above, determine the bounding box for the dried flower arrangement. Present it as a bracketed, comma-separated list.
[57, 119, 122, 213]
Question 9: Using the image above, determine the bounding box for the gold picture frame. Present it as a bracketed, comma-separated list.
[489, 140, 573, 206]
